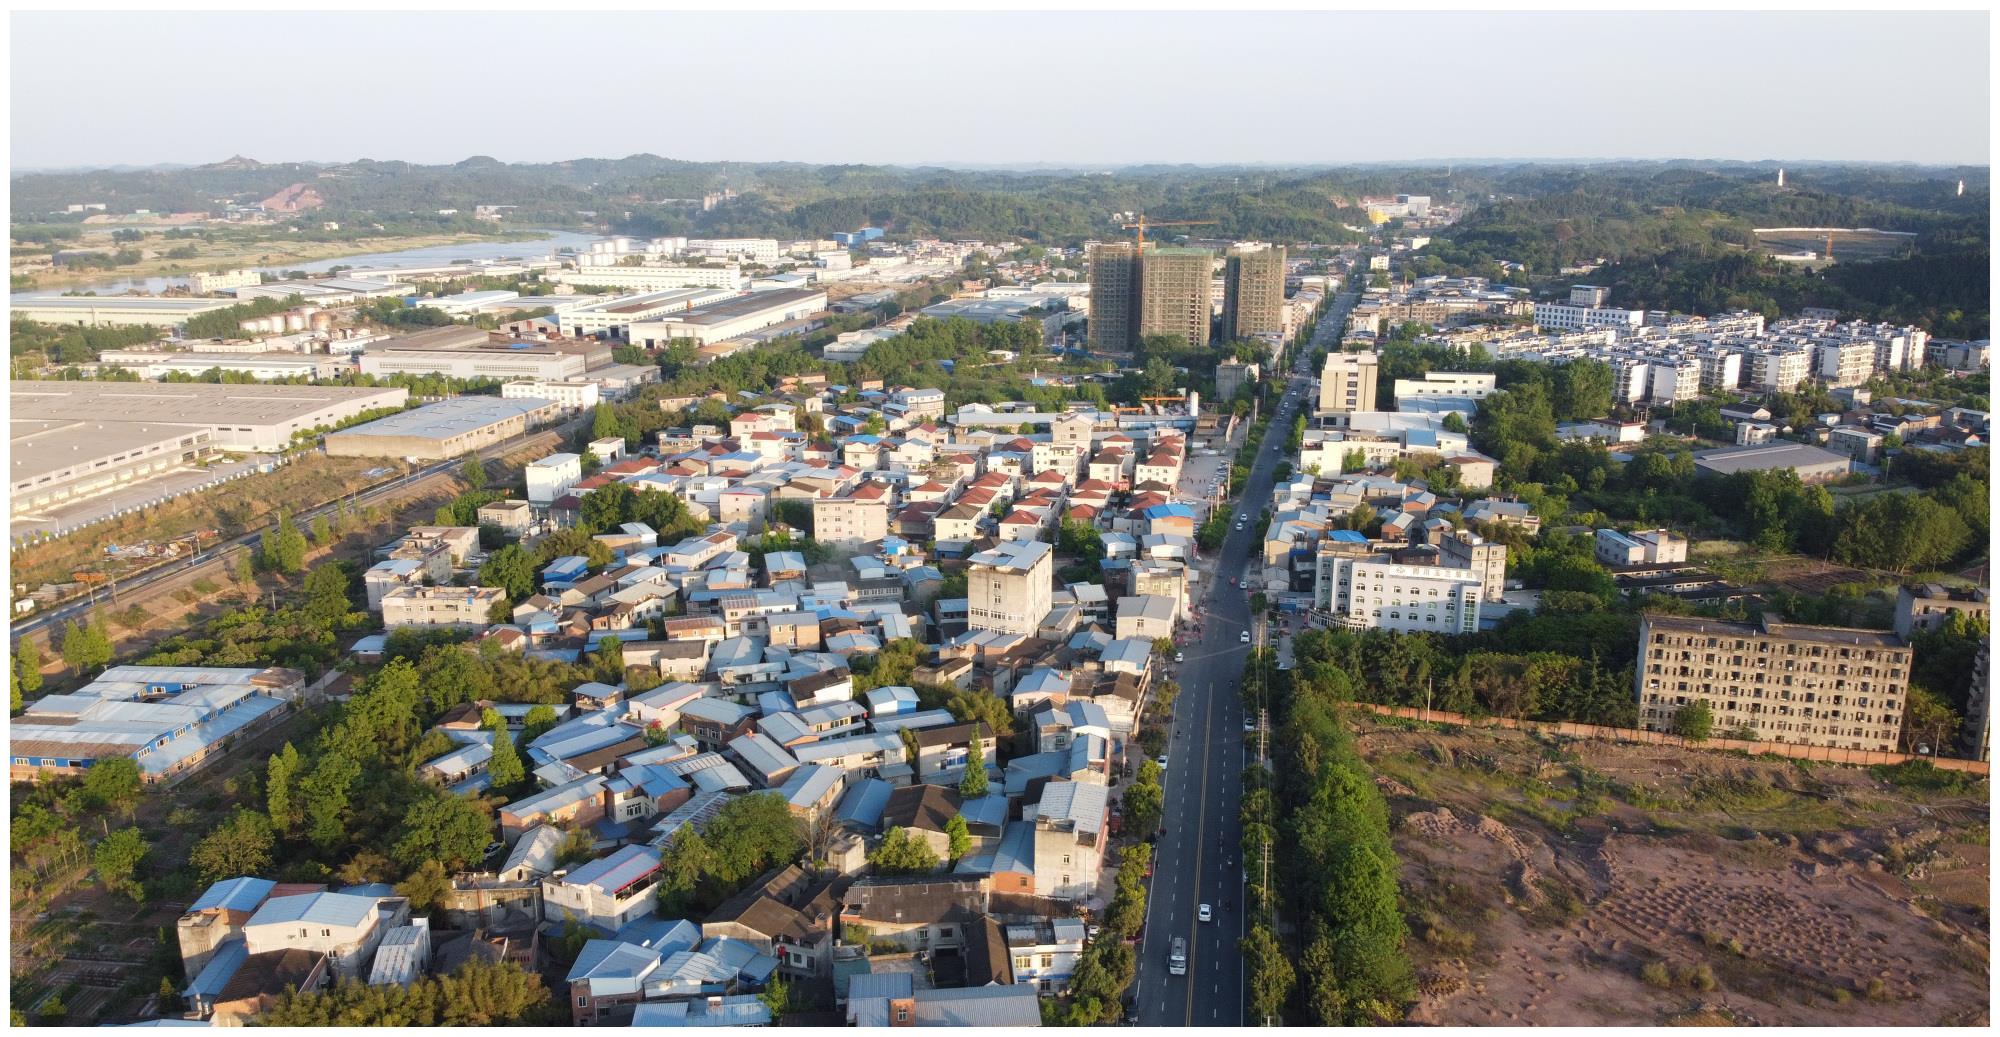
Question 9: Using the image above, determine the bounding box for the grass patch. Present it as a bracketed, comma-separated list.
[1870, 760, 1987, 796]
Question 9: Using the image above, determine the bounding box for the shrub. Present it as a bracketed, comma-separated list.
[1641, 962, 1672, 988]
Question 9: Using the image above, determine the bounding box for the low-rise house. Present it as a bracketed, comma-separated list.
[242, 891, 407, 981]
[840, 875, 987, 952]
[700, 864, 839, 980]
[544, 844, 663, 934]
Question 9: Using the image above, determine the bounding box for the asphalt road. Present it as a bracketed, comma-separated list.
[1132, 272, 1364, 1026]
[9, 422, 571, 644]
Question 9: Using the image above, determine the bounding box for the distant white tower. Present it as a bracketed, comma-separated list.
[1958, 179, 1966, 197]
[1777, 168, 1785, 187]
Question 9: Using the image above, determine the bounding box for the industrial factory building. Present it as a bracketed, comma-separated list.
[358, 326, 609, 381]
[625, 288, 828, 346]
[10, 294, 241, 329]
[323, 396, 558, 460]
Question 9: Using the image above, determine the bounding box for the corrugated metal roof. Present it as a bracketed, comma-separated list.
[190, 876, 275, 915]
[246, 891, 377, 930]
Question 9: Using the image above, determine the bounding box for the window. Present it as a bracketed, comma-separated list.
[321, 928, 332, 937]
[578, 996, 588, 1007]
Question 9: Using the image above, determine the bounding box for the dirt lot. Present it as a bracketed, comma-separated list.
[1356, 716, 1990, 1027]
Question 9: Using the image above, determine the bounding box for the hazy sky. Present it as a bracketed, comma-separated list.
[10, 10, 1991, 170]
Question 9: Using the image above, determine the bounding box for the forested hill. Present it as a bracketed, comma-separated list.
[1408, 165, 1989, 338]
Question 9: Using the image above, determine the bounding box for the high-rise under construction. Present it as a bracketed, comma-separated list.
[1086, 241, 1141, 354]
[1222, 243, 1286, 340]
[1137, 246, 1214, 350]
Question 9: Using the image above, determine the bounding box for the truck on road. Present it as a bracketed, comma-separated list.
[1168, 937, 1187, 976]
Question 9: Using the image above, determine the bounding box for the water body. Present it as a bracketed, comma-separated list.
[42, 229, 604, 296]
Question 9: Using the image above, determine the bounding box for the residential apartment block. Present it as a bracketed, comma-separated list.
[1635, 614, 1911, 752]
[966, 540, 1053, 636]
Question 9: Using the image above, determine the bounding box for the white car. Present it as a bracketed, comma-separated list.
[1174, 651, 1184, 663]
[1156, 754, 1169, 769]
[1198, 903, 1213, 923]
[1240, 630, 1251, 643]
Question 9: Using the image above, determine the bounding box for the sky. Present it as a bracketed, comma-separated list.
[9, 10, 1992, 171]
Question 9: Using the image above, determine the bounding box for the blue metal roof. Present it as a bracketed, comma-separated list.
[246, 891, 377, 930]
[184, 938, 248, 1000]
[189, 876, 274, 915]
[1329, 529, 1369, 543]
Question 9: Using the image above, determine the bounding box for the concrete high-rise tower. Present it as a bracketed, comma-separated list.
[1222, 243, 1287, 341]
[1777, 168, 1785, 187]
[1086, 242, 1141, 354]
[1137, 247, 1214, 349]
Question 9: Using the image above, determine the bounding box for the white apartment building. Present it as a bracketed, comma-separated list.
[1313, 555, 1482, 633]
[526, 452, 583, 505]
[1815, 340, 1877, 388]
[187, 269, 264, 295]
[685, 238, 783, 265]
[1391, 371, 1497, 407]
[967, 540, 1054, 636]
[1438, 528, 1507, 603]
[380, 586, 505, 630]
[1748, 349, 1811, 393]
[1533, 301, 1645, 332]
[549, 264, 747, 292]
[1608, 356, 1651, 403]
[502, 379, 600, 413]
[1694, 348, 1743, 391]
[1594, 528, 1689, 567]
[1318, 351, 1380, 416]
[1647, 362, 1701, 405]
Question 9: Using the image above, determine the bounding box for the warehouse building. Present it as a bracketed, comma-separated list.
[548, 265, 747, 292]
[359, 326, 608, 381]
[626, 288, 828, 346]
[10, 294, 240, 329]
[555, 287, 740, 339]
[1691, 442, 1852, 484]
[233, 277, 412, 304]
[9, 382, 408, 454]
[323, 396, 557, 460]
[95, 350, 352, 381]
[11, 419, 214, 518]
[9, 665, 307, 784]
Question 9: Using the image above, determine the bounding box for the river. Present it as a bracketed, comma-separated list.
[33, 228, 605, 296]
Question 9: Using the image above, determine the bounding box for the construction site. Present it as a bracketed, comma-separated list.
[1353, 714, 1990, 1027]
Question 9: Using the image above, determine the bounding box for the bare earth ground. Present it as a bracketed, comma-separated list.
[1355, 716, 1990, 1027]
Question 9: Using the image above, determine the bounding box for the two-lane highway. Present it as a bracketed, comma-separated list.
[1132, 271, 1363, 1025]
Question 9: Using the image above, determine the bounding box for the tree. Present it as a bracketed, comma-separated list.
[94, 826, 148, 899]
[656, 828, 713, 916]
[61, 615, 113, 676]
[301, 746, 362, 853]
[944, 814, 971, 862]
[1243, 925, 1295, 1023]
[266, 742, 304, 836]
[522, 704, 560, 743]
[263, 510, 309, 573]
[1672, 698, 1714, 742]
[484, 711, 527, 791]
[758, 975, 792, 1020]
[460, 452, 489, 489]
[591, 636, 625, 684]
[392, 793, 494, 872]
[478, 544, 536, 603]
[302, 564, 355, 627]
[81, 756, 142, 812]
[1902, 686, 1962, 755]
[311, 514, 334, 545]
[957, 725, 989, 798]
[1123, 777, 1164, 836]
[191, 808, 277, 884]
[396, 859, 454, 913]
[701, 792, 804, 885]
[1057, 518, 1104, 559]
[869, 827, 942, 875]
[14, 637, 44, 696]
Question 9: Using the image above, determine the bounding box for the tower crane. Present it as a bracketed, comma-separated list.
[1120, 215, 1218, 250]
